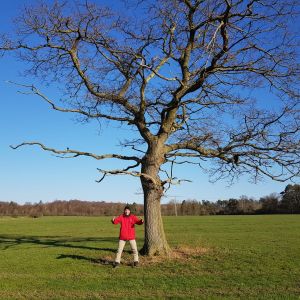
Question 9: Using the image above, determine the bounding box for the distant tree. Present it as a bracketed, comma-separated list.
[280, 184, 300, 213]
[8, 201, 19, 217]
[215, 200, 227, 214]
[1, 0, 300, 256]
[238, 196, 258, 214]
[259, 193, 280, 213]
[200, 200, 216, 215]
[131, 202, 138, 214]
[226, 198, 240, 214]
[180, 200, 188, 216]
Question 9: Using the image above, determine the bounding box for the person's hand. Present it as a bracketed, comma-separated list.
[140, 218, 144, 224]
[111, 216, 116, 223]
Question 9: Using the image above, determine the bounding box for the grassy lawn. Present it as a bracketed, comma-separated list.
[0, 215, 299, 299]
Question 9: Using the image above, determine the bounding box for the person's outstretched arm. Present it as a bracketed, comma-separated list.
[111, 215, 122, 224]
[134, 215, 144, 225]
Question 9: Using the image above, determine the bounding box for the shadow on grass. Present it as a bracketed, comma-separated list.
[56, 253, 137, 267]
[0, 234, 124, 253]
[0, 235, 145, 267]
[56, 254, 115, 266]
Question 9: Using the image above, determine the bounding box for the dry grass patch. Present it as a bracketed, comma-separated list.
[133, 245, 210, 266]
[171, 245, 210, 259]
[94, 245, 210, 267]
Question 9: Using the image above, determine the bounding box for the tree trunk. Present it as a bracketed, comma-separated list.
[139, 144, 171, 256]
[140, 182, 170, 256]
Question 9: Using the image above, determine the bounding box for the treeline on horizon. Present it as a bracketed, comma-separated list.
[1, 184, 299, 217]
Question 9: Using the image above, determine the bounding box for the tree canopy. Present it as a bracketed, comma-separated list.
[1, 0, 299, 255]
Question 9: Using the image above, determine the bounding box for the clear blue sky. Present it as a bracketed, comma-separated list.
[0, 0, 296, 205]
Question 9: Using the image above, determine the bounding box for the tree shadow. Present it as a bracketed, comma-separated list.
[56, 253, 136, 267]
[0, 234, 119, 253]
[56, 254, 115, 266]
[0, 234, 140, 266]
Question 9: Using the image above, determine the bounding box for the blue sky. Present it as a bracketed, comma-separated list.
[0, 0, 296, 205]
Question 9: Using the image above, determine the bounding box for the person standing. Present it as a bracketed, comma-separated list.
[111, 205, 144, 268]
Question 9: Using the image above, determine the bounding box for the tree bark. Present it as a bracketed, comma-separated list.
[139, 143, 171, 256]
[140, 182, 170, 256]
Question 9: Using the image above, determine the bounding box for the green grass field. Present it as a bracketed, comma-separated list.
[0, 215, 299, 299]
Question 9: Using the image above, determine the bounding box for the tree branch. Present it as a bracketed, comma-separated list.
[7, 81, 135, 123]
[10, 142, 141, 163]
[96, 168, 158, 185]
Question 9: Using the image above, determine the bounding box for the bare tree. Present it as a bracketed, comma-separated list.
[1, 0, 300, 256]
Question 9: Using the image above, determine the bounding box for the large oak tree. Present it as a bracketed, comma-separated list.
[1, 0, 299, 256]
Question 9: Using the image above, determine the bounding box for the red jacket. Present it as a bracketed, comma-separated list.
[112, 214, 143, 240]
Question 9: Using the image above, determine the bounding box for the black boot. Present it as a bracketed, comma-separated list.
[133, 261, 139, 267]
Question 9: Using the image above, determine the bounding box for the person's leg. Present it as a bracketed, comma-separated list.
[115, 240, 126, 263]
[129, 239, 139, 263]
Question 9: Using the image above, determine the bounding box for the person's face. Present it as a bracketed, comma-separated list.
[124, 209, 130, 216]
